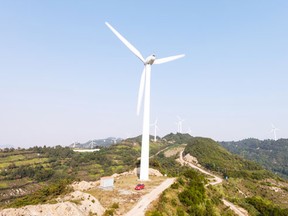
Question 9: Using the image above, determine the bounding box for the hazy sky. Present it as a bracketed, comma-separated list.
[0, 1, 287, 147]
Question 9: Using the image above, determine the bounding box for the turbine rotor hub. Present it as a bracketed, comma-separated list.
[145, 54, 156, 65]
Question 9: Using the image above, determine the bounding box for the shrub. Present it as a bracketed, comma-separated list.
[246, 196, 288, 216]
[111, 202, 119, 209]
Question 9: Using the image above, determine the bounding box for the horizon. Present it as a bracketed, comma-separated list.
[1, 1, 287, 148]
[0, 133, 286, 149]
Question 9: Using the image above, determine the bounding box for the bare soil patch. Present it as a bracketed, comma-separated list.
[87, 174, 167, 215]
[164, 146, 185, 157]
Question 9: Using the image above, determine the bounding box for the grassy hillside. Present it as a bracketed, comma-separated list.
[147, 134, 288, 216]
[184, 137, 273, 180]
[0, 138, 170, 207]
[219, 138, 288, 179]
[146, 169, 234, 216]
[1, 134, 288, 216]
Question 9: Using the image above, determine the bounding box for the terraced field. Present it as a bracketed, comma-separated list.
[0, 139, 170, 207]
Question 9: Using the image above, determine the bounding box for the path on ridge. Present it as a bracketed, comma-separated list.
[125, 178, 176, 216]
[178, 150, 222, 186]
[179, 151, 248, 216]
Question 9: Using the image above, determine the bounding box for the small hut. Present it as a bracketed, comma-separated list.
[100, 176, 114, 189]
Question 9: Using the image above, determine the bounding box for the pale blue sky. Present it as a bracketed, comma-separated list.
[0, 1, 287, 147]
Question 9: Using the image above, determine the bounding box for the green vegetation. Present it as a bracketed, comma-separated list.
[146, 169, 233, 216]
[0, 138, 170, 207]
[163, 133, 194, 145]
[246, 196, 288, 216]
[219, 138, 288, 179]
[184, 137, 273, 179]
[7, 179, 72, 208]
[149, 152, 183, 177]
[1, 133, 288, 215]
[148, 134, 288, 215]
[222, 177, 288, 212]
[103, 202, 119, 216]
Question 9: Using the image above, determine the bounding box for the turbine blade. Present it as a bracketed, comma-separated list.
[105, 22, 145, 63]
[154, 54, 185, 65]
[137, 67, 146, 115]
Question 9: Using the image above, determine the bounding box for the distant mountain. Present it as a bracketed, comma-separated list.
[68, 137, 122, 149]
[163, 132, 194, 144]
[219, 138, 288, 179]
[0, 144, 14, 149]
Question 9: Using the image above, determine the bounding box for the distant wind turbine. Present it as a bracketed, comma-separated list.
[176, 116, 185, 133]
[271, 124, 279, 141]
[105, 22, 185, 180]
[91, 140, 95, 149]
[175, 122, 180, 133]
[151, 119, 159, 142]
[112, 138, 117, 144]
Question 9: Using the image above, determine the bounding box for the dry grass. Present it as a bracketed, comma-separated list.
[87, 174, 167, 215]
[223, 178, 288, 209]
[164, 146, 185, 157]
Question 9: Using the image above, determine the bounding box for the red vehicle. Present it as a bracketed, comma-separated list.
[135, 183, 145, 190]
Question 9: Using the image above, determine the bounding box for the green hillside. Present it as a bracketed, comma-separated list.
[148, 134, 288, 216]
[219, 138, 288, 179]
[184, 137, 273, 179]
[0, 138, 170, 208]
[1, 134, 288, 216]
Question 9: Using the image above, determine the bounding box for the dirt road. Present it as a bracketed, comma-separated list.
[125, 178, 176, 216]
[178, 151, 222, 186]
[179, 151, 248, 216]
[222, 199, 249, 216]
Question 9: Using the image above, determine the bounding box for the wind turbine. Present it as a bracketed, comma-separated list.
[151, 119, 159, 142]
[90, 140, 95, 149]
[73, 141, 79, 149]
[176, 116, 185, 133]
[175, 122, 180, 133]
[271, 124, 279, 141]
[105, 22, 185, 180]
[112, 138, 117, 144]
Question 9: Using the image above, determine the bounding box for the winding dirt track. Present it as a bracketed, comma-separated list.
[178, 150, 222, 186]
[179, 151, 248, 216]
[125, 178, 176, 216]
[222, 199, 249, 216]
[125, 149, 248, 216]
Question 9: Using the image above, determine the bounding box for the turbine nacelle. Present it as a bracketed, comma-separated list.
[145, 54, 156, 65]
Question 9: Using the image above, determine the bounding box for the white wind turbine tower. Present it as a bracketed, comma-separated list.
[90, 140, 95, 149]
[271, 124, 279, 141]
[175, 122, 180, 133]
[151, 119, 159, 142]
[176, 116, 185, 133]
[112, 138, 117, 144]
[105, 22, 185, 180]
[73, 141, 79, 149]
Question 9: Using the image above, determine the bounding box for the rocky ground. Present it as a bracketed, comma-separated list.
[0, 168, 164, 216]
[0, 190, 105, 216]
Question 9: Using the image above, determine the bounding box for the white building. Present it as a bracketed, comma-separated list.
[73, 149, 100, 153]
[100, 176, 114, 188]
